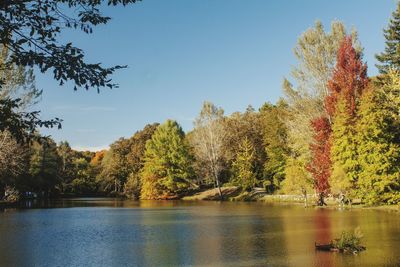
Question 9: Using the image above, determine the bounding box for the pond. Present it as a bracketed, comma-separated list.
[0, 198, 399, 266]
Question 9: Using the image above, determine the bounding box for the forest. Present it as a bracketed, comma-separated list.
[1, 2, 400, 206]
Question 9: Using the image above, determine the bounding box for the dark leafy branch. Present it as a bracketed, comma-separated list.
[0, 0, 140, 91]
[0, 96, 62, 144]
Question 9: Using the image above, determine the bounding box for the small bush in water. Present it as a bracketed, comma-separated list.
[332, 227, 366, 253]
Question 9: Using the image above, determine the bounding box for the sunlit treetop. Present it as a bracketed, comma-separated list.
[376, 1, 400, 74]
[326, 36, 368, 117]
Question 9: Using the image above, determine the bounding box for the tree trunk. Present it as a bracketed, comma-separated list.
[302, 188, 308, 208]
[0, 186, 5, 200]
[338, 192, 345, 208]
[214, 173, 222, 200]
[317, 192, 327, 206]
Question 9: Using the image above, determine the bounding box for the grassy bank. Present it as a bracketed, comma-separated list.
[182, 186, 309, 203]
[182, 187, 242, 201]
[181, 187, 400, 212]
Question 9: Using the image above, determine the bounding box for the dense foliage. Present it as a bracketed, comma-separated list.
[2, 2, 400, 206]
[331, 228, 365, 253]
[141, 120, 194, 199]
[308, 116, 331, 205]
[231, 137, 257, 191]
[309, 36, 369, 205]
[355, 73, 400, 204]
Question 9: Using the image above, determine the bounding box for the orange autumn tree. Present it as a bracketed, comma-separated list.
[326, 36, 368, 118]
[308, 36, 368, 205]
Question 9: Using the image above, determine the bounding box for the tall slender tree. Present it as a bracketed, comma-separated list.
[29, 138, 62, 195]
[260, 100, 289, 192]
[231, 137, 256, 191]
[191, 102, 225, 198]
[376, 2, 400, 73]
[308, 36, 368, 205]
[307, 117, 331, 206]
[328, 36, 368, 201]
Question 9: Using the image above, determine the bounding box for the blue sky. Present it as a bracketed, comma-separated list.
[36, 0, 397, 151]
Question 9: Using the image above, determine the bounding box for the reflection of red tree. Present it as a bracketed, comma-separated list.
[314, 210, 334, 267]
[315, 210, 331, 243]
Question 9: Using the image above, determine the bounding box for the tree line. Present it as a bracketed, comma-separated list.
[2, 2, 400, 206]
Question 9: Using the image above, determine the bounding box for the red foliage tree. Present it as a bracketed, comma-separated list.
[308, 36, 368, 205]
[307, 117, 332, 205]
[325, 36, 369, 117]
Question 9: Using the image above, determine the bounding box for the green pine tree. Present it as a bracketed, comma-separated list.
[260, 100, 289, 192]
[355, 83, 400, 205]
[330, 97, 359, 199]
[140, 120, 194, 199]
[231, 137, 256, 191]
[29, 138, 62, 194]
[376, 2, 400, 73]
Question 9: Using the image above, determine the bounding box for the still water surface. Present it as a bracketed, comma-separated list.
[0, 198, 399, 267]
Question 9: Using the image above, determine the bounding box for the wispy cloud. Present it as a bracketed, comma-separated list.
[72, 145, 109, 152]
[53, 105, 116, 112]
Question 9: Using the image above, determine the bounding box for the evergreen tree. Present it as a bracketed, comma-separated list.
[141, 120, 194, 200]
[57, 141, 76, 192]
[327, 36, 368, 201]
[98, 138, 131, 194]
[356, 79, 400, 205]
[260, 100, 289, 192]
[376, 2, 400, 73]
[127, 123, 160, 174]
[124, 123, 159, 199]
[380, 68, 400, 120]
[330, 97, 358, 199]
[29, 138, 62, 195]
[222, 106, 266, 188]
[231, 137, 256, 191]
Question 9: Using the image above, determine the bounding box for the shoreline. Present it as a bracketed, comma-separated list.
[2, 188, 399, 212]
[182, 187, 400, 212]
